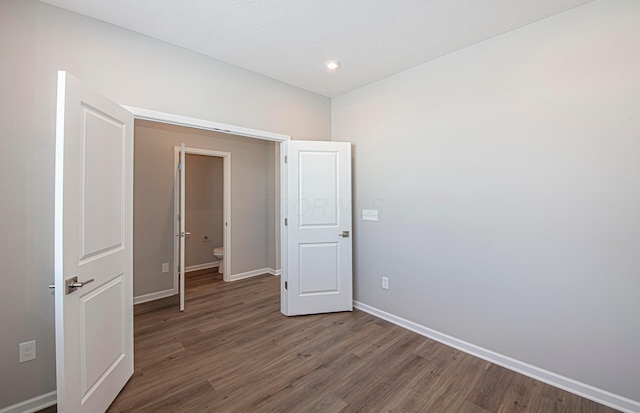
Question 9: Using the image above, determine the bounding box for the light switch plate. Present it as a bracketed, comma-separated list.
[162, 263, 169, 273]
[362, 209, 378, 221]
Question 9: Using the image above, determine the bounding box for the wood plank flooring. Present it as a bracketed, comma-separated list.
[40, 269, 620, 413]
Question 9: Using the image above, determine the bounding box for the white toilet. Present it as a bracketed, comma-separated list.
[213, 246, 224, 275]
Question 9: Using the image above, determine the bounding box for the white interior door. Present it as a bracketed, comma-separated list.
[179, 143, 186, 311]
[281, 140, 353, 316]
[54, 71, 133, 412]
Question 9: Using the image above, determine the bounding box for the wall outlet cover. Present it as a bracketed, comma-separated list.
[19, 340, 36, 363]
[382, 276, 389, 290]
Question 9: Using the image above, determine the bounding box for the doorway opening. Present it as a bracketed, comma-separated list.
[174, 148, 230, 310]
[132, 115, 284, 310]
[175, 148, 230, 278]
[180, 151, 228, 273]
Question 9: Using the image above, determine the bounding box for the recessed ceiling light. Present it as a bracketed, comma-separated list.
[325, 60, 340, 71]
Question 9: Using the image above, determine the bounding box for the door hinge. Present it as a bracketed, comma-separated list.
[284, 218, 288, 226]
[284, 155, 287, 164]
[178, 162, 182, 170]
[285, 281, 288, 290]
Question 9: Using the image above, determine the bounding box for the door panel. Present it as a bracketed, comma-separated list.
[299, 151, 338, 227]
[299, 243, 339, 294]
[55, 71, 133, 412]
[80, 105, 125, 261]
[80, 276, 125, 400]
[282, 140, 352, 316]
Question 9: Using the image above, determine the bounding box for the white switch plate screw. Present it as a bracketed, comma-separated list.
[162, 263, 169, 273]
[19, 340, 36, 363]
[382, 276, 389, 290]
[362, 209, 378, 221]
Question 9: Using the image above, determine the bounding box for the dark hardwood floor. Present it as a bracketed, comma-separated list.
[40, 269, 620, 412]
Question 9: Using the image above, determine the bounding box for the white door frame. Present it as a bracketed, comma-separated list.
[173, 147, 232, 285]
[124, 106, 290, 142]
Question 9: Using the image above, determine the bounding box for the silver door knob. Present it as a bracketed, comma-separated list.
[339, 231, 350, 238]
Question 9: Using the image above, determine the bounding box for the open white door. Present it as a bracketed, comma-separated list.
[179, 143, 186, 311]
[281, 140, 353, 316]
[54, 72, 133, 412]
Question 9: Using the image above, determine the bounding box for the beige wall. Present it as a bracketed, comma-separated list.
[184, 154, 224, 268]
[134, 121, 276, 297]
[0, 0, 329, 408]
[333, 0, 640, 406]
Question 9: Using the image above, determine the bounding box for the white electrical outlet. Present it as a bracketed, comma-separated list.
[362, 209, 379, 221]
[162, 263, 169, 273]
[382, 276, 389, 290]
[19, 340, 36, 363]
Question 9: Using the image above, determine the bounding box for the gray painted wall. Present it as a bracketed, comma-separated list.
[134, 121, 276, 297]
[333, 0, 640, 404]
[184, 154, 224, 268]
[0, 0, 329, 408]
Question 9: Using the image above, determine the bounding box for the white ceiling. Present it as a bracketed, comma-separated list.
[39, 0, 593, 97]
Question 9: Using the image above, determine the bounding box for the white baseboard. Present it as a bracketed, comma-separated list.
[267, 268, 281, 276]
[228, 267, 272, 282]
[134, 288, 177, 305]
[0, 391, 56, 413]
[135, 264, 266, 302]
[185, 261, 219, 273]
[353, 301, 640, 413]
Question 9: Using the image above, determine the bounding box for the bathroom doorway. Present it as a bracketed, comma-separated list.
[183, 153, 225, 275]
[174, 147, 231, 310]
